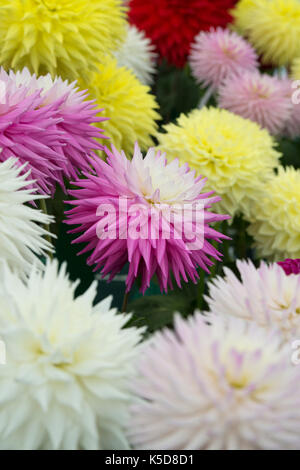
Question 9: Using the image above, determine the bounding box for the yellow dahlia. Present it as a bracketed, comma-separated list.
[157, 107, 281, 217]
[0, 0, 127, 81]
[232, 0, 300, 66]
[83, 56, 160, 154]
[248, 167, 300, 260]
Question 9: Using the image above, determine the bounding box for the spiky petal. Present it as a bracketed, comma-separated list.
[65, 143, 229, 294]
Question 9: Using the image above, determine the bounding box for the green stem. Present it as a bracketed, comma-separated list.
[121, 291, 130, 313]
[40, 198, 53, 259]
[197, 270, 205, 311]
[237, 218, 247, 260]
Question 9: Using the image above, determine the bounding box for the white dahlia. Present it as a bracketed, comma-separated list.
[0, 260, 143, 450]
[0, 158, 53, 276]
[129, 313, 300, 450]
[206, 259, 300, 340]
[114, 25, 157, 85]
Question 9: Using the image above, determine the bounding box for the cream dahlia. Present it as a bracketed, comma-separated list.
[0, 259, 143, 450]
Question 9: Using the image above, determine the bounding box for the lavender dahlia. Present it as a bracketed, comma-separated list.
[65, 143, 229, 294]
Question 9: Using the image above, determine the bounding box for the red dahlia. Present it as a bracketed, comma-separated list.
[128, 0, 238, 68]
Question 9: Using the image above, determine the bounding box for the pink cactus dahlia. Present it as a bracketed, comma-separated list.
[0, 68, 107, 195]
[65, 143, 229, 293]
[218, 71, 292, 135]
[189, 28, 258, 91]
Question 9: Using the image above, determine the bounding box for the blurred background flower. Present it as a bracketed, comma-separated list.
[114, 25, 157, 85]
[218, 72, 292, 135]
[232, 0, 300, 66]
[128, 0, 238, 67]
[0, 0, 127, 81]
[189, 27, 258, 91]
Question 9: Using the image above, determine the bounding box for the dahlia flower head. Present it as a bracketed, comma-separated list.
[0, 259, 143, 450]
[129, 0, 238, 68]
[247, 166, 300, 260]
[157, 107, 281, 217]
[232, 0, 300, 66]
[206, 259, 300, 340]
[189, 28, 258, 91]
[218, 71, 292, 135]
[114, 25, 157, 85]
[278, 259, 300, 276]
[0, 67, 107, 195]
[65, 143, 229, 294]
[129, 313, 300, 450]
[0, 0, 127, 81]
[0, 158, 53, 277]
[82, 56, 160, 154]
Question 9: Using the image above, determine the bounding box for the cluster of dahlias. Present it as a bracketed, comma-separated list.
[1, 0, 300, 454]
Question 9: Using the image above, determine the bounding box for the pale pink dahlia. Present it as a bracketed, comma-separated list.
[189, 28, 258, 91]
[129, 314, 300, 450]
[206, 259, 300, 340]
[218, 72, 292, 135]
[65, 143, 229, 293]
[0, 68, 107, 194]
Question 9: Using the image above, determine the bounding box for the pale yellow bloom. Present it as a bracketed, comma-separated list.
[157, 107, 280, 217]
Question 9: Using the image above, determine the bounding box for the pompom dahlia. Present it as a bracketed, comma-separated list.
[0, 259, 143, 450]
[128, 0, 238, 68]
[0, 158, 53, 277]
[248, 167, 300, 260]
[0, 68, 106, 194]
[65, 143, 229, 294]
[232, 0, 300, 66]
[189, 28, 258, 90]
[218, 72, 292, 135]
[129, 313, 300, 450]
[157, 108, 281, 217]
[0, 0, 127, 81]
[206, 259, 300, 340]
[114, 25, 157, 85]
[82, 56, 160, 154]
[278, 259, 300, 276]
